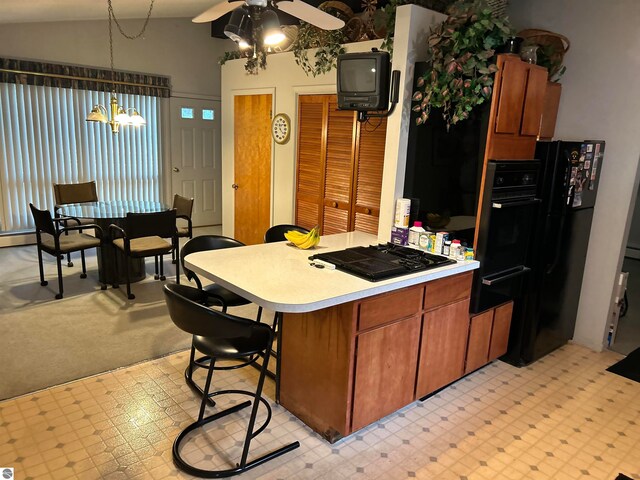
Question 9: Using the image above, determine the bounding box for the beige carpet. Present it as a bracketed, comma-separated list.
[0, 229, 262, 401]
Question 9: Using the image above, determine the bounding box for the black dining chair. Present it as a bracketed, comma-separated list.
[109, 210, 179, 300]
[29, 203, 106, 299]
[53, 180, 99, 267]
[263, 224, 309, 401]
[264, 224, 310, 243]
[163, 283, 299, 477]
[172, 194, 194, 264]
[180, 235, 263, 400]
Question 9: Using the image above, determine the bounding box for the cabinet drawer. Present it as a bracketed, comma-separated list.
[424, 272, 472, 311]
[358, 285, 423, 331]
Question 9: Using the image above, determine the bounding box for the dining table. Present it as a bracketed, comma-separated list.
[58, 200, 169, 285]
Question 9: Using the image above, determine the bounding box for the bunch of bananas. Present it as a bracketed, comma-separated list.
[285, 226, 320, 249]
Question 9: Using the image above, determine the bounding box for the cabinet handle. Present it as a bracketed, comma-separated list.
[364, 208, 371, 214]
[331, 201, 338, 208]
[231, 183, 239, 190]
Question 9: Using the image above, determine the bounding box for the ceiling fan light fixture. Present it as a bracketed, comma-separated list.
[261, 9, 285, 46]
[224, 6, 252, 44]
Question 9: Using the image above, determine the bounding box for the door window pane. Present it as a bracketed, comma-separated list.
[181, 107, 194, 119]
[202, 109, 215, 121]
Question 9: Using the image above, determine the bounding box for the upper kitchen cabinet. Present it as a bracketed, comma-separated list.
[485, 54, 549, 160]
[538, 82, 562, 140]
[295, 94, 387, 235]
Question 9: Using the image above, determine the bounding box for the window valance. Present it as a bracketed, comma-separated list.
[0, 57, 171, 98]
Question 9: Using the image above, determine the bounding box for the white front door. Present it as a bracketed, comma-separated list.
[170, 97, 221, 227]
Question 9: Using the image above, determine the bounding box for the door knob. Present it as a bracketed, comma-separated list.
[232, 184, 239, 190]
[172, 167, 180, 172]
[331, 201, 338, 208]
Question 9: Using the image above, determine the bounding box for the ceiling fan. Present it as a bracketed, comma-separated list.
[193, 0, 344, 32]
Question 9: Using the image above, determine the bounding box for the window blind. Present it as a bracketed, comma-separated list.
[0, 83, 161, 232]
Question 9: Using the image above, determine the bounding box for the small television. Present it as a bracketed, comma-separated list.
[337, 50, 390, 111]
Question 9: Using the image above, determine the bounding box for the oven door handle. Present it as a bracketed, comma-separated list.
[492, 198, 541, 209]
[482, 266, 531, 285]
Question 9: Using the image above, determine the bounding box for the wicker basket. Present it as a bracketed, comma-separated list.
[517, 29, 570, 80]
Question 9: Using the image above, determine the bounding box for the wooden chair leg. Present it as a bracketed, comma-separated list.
[112, 245, 120, 289]
[80, 250, 87, 279]
[55, 253, 64, 300]
[154, 256, 159, 280]
[175, 243, 180, 285]
[159, 255, 166, 281]
[66, 252, 73, 268]
[125, 255, 134, 300]
[98, 246, 107, 290]
[37, 247, 48, 287]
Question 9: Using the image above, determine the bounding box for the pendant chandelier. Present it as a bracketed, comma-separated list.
[86, 0, 155, 134]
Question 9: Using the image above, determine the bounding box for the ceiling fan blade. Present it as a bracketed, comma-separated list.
[193, 1, 243, 23]
[276, 0, 345, 30]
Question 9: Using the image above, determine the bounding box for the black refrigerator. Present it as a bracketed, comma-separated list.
[503, 140, 605, 366]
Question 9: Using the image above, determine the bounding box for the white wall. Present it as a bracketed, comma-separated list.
[509, 0, 640, 351]
[220, 5, 446, 239]
[0, 17, 227, 98]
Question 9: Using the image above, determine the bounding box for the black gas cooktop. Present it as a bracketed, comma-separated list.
[309, 243, 456, 282]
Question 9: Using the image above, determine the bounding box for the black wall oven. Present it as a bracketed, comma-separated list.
[470, 160, 541, 313]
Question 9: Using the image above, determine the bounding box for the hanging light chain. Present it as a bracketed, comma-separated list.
[107, 0, 156, 40]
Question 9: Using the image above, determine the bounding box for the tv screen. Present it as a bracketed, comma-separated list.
[339, 59, 377, 93]
[337, 51, 390, 111]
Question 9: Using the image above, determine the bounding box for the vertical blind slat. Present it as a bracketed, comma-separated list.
[0, 83, 161, 232]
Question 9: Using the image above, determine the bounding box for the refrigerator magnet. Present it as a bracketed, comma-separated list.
[584, 160, 591, 169]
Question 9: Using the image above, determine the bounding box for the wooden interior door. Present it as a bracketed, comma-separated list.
[234, 94, 272, 245]
[353, 117, 387, 234]
[295, 95, 327, 230]
[323, 97, 357, 234]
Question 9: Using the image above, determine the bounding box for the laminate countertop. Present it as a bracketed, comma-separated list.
[184, 231, 479, 313]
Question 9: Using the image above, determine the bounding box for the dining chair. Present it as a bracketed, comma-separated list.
[179, 235, 263, 400]
[264, 224, 309, 243]
[29, 203, 106, 299]
[109, 209, 179, 300]
[263, 224, 309, 401]
[171, 194, 194, 264]
[163, 283, 299, 478]
[53, 180, 99, 267]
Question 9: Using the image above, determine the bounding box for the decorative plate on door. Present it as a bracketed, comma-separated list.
[271, 113, 291, 144]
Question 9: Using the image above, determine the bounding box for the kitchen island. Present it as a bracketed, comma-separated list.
[185, 231, 480, 442]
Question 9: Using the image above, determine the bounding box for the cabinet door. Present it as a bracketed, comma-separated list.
[352, 315, 421, 432]
[416, 299, 470, 398]
[539, 82, 562, 140]
[353, 117, 387, 234]
[295, 96, 327, 230]
[489, 301, 513, 360]
[520, 66, 548, 136]
[494, 59, 527, 134]
[323, 98, 356, 234]
[465, 310, 494, 374]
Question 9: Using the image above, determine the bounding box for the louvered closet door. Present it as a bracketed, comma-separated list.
[353, 117, 387, 234]
[295, 96, 327, 230]
[323, 97, 357, 234]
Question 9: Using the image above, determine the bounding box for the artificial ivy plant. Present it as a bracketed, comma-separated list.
[292, 22, 347, 77]
[411, 0, 513, 129]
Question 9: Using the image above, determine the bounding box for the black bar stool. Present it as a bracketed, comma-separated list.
[163, 283, 299, 478]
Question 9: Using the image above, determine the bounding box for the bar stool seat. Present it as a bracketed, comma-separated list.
[163, 283, 299, 478]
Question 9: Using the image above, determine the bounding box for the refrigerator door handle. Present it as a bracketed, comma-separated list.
[482, 265, 531, 285]
[492, 198, 542, 209]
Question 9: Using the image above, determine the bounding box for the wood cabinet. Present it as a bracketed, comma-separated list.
[416, 299, 471, 398]
[295, 94, 387, 235]
[280, 272, 475, 442]
[539, 81, 562, 140]
[464, 301, 514, 374]
[485, 55, 549, 160]
[351, 315, 421, 431]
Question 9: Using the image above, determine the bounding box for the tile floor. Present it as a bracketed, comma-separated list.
[0, 343, 638, 480]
